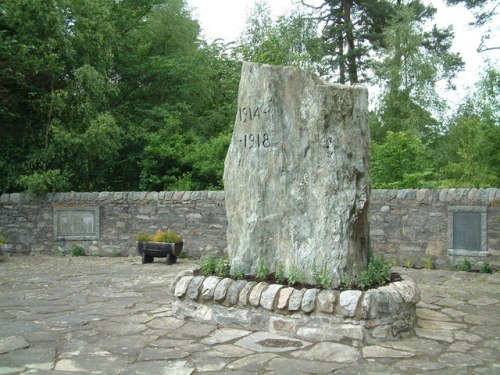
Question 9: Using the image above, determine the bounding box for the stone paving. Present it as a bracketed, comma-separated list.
[0, 255, 498, 374]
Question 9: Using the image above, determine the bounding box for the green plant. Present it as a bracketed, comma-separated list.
[200, 254, 217, 276]
[462, 259, 472, 272]
[342, 275, 353, 290]
[71, 245, 86, 257]
[288, 266, 298, 286]
[231, 267, 245, 280]
[276, 262, 286, 284]
[358, 255, 392, 290]
[256, 256, 270, 281]
[390, 258, 398, 267]
[313, 264, 332, 289]
[111, 249, 121, 257]
[319, 267, 332, 289]
[178, 250, 189, 259]
[405, 257, 414, 269]
[480, 262, 493, 274]
[152, 229, 182, 243]
[136, 232, 152, 242]
[215, 257, 230, 278]
[451, 259, 473, 272]
[425, 254, 433, 270]
[0, 234, 6, 245]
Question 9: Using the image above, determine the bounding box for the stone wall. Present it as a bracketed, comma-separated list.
[1, 188, 499, 269]
[0, 191, 226, 258]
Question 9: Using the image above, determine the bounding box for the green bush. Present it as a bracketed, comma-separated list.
[256, 256, 270, 281]
[288, 266, 298, 286]
[450, 259, 473, 272]
[312, 264, 332, 289]
[480, 262, 492, 274]
[0, 234, 6, 245]
[200, 254, 217, 276]
[358, 255, 392, 290]
[215, 257, 230, 278]
[71, 245, 86, 257]
[230, 267, 245, 280]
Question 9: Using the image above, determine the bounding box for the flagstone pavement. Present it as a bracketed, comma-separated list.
[0, 255, 498, 374]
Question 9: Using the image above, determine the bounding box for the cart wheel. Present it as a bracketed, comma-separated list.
[142, 253, 153, 264]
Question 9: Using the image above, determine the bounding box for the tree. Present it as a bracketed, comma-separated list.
[236, 1, 322, 71]
[372, 0, 464, 143]
[301, 0, 394, 84]
[372, 131, 434, 188]
[434, 64, 499, 187]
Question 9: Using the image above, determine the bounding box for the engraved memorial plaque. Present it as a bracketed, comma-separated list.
[54, 207, 100, 240]
[453, 212, 481, 251]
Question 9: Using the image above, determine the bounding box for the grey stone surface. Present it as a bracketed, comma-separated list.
[186, 276, 205, 300]
[340, 290, 363, 317]
[1, 188, 499, 269]
[201, 276, 222, 300]
[174, 276, 193, 298]
[0, 256, 499, 374]
[248, 282, 269, 307]
[260, 284, 283, 311]
[224, 62, 370, 287]
[301, 288, 319, 313]
[317, 290, 336, 313]
[288, 289, 305, 311]
[213, 278, 233, 302]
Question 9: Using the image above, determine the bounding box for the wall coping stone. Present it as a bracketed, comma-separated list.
[2, 188, 497, 206]
[0, 190, 228, 204]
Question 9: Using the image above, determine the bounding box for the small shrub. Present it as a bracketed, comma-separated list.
[405, 258, 414, 269]
[0, 234, 6, 245]
[200, 254, 217, 276]
[480, 262, 493, 274]
[136, 232, 152, 242]
[111, 249, 121, 257]
[319, 267, 332, 289]
[288, 266, 298, 286]
[178, 250, 189, 259]
[359, 255, 392, 290]
[215, 257, 230, 278]
[425, 254, 433, 270]
[152, 229, 182, 243]
[275, 262, 286, 284]
[313, 264, 331, 289]
[342, 275, 353, 290]
[461, 259, 472, 272]
[71, 245, 86, 257]
[256, 256, 270, 281]
[231, 267, 245, 280]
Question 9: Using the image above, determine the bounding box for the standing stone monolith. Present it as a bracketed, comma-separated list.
[224, 62, 370, 287]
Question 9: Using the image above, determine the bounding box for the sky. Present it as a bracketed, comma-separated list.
[187, 0, 498, 110]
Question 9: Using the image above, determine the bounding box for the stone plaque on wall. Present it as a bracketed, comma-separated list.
[448, 206, 487, 256]
[53, 207, 100, 240]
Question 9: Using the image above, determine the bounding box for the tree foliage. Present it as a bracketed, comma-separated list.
[0, 0, 497, 194]
[0, 0, 239, 194]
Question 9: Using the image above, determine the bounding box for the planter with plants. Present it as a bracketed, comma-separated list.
[136, 229, 183, 265]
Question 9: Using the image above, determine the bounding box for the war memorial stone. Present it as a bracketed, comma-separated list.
[223, 62, 371, 287]
[172, 63, 419, 344]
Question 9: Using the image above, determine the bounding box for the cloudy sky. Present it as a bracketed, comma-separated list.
[187, 0, 498, 108]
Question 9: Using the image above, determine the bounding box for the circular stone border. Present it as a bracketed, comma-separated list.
[170, 270, 420, 345]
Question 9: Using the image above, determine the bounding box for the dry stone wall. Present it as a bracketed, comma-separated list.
[1, 188, 499, 269]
